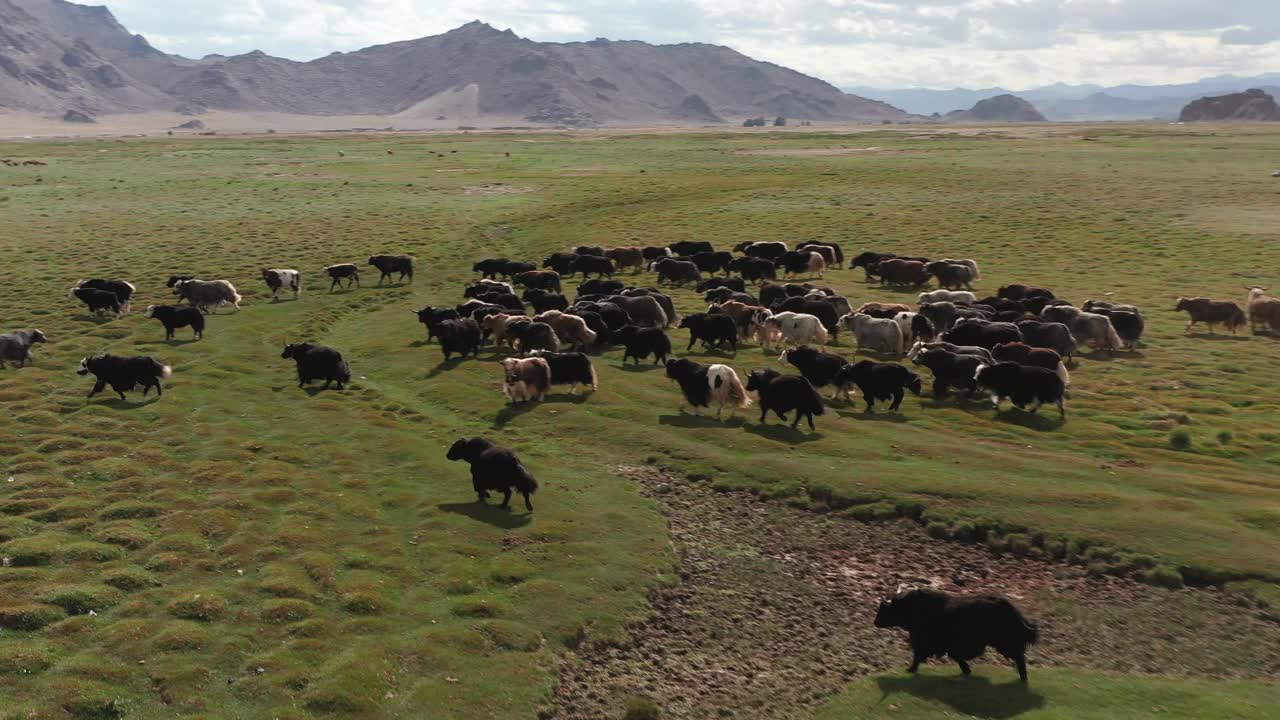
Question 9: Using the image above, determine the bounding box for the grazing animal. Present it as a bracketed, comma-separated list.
[738, 241, 789, 262]
[891, 313, 923, 352]
[874, 588, 1039, 682]
[1246, 287, 1280, 334]
[617, 325, 671, 365]
[0, 329, 46, 369]
[918, 289, 977, 305]
[709, 301, 769, 339]
[527, 350, 597, 393]
[607, 295, 669, 328]
[166, 275, 195, 290]
[650, 258, 702, 286]
[642, 246, 673, 261]
[465, 279, 516, 298]
[74, 279, 136, 313]
[572, 301, 631, 332]
[773, 297, 840, 340]
[778, 250, 826, 278]
[941, 318, 1022, 350]
[514, 270, 563, 293]
[1174, 297, 1247, 335]
[1082, 299, 1139, 314]
[842, 313, 905, 354]
[765, 312, 829, 348]
[698, 277, 747, 294]
[780, 346, 847, 396]
[686, 251, 734, 275]
[991, 342, 1070, 386]
[281, 343, 351, 389]
[745, 369, 824, 431]
[798, 242, 842, 268]
[911, 349, 983, 398]
[705, 287, 758, 306]
[261, 268, 301, 301]
[567, 309, 609, 344]
[438, 319, 483, 360]
[924, 261, 975, 290]
[368, 254, 414, 284]
[911, 314, 936, 342]
[144, 305, 205, 340]
[679, 312, 739, 352]
[533, 310, 598, 349]
[604, 247, 645, 272]
[508, 321, 561, 355]
[835, 360, 922, 411]
[69, 286, 121, 317]
[577, 278, 625, 298]
[470, 291, 525, 314]
[877, 259, 931, 287]
[569, 254, 616, 278]
[573, 245, 606, 256]
[1014, 320, 1077, 359]
[500, 357, 552, 404]
[1080, 306, 1144, 349]
[1044, 309, 1122, 351]
[727, 256, 777, 282]
[621, 289, 678, 326]
[77, 355, 172, 400]
[857, 301, 913, 317]
[414, 306, 461, 342]
[472, 258, 511, 278]
[664, 358, 751, 417]
[938, 258, 981, 281]
[324, 263, 360, 291]
[172, 279, 242, 313]
[481, 313, 525, 349]
[998, 284, 1054, 301]
[668, 240, 715, 257]
[975, 362, 1066, 418]
[907, 340, 992, 364]
[523, 288, 570, 314]
[503, 260, 536, 277]
[446, 437, 538, 511]
[851, 251, 897, 280]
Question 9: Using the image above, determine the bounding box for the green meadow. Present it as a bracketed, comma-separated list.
[0, 125, 1277, 717]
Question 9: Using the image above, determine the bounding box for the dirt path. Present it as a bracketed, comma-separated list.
[542, 466, 1280, 720]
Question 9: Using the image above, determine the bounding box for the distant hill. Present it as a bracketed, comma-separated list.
[1179, 89, 1280, 122]
[848, 74, 1280, 121]
[946, 94, 1046, 123]
[0, 0, 909, 125]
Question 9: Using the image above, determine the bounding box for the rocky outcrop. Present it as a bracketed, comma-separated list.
[946, 94, 1047, 122]
[1179, 89, 1280, 122]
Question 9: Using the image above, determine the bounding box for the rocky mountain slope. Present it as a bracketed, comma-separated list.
[0, 1, 907, 125]
[945, 94, 1046, 122]
[1179, 89, 1280, 122]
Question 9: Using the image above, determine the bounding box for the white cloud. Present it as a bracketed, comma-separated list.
[102, 0, 1280, 88]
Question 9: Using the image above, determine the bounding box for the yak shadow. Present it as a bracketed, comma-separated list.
[875, 673, 1044, 720]
[835, 408, 911, 423]
[657, 413, 747, 429]
[1187, 332, 1250, 342]
[427, 357, 473, 378]
[620, 362, 665, 372]
[75, 314, 118, 325]
[437, 502, 533, 530]
[302, 385, 348, 396]
[992, 407, 1065, 431]
[92, 397, 156, 410]
[741, 420, 824, 444]
[492, 401, 538, 429]
[409, 339, 433, 348]
[135, 337, 201, 347]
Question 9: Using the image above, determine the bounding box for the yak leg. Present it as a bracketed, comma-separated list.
[956, 658, 972, 676]
[1057, 398, 1066, 418]
[759, 407, 768, 425]
[499, 488, 513, 509]
[806, 412, 816, 431]
[88, 380, 106, 398]
[908, 651, 926, 674]
[1015, 654, 1029, 682]
[890, 388, 904, 411]
[522, 490, 533, 512]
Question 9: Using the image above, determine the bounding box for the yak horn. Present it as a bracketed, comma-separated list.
[896, 582, 909, 595]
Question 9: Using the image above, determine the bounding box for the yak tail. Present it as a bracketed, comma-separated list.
[516, 463, 539, 494]
[813, 323, 830, 345]
[1104, 321, 1122, 350]
[654, 306, 670, 329]
[971, 262, 981, 281]
[1055, 361, 1070, 387]
[581, 326, 598, 347]
[726, 370, 752, 408]
[158, 363, 173, 380]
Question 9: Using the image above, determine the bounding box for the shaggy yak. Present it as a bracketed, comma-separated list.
[446, 437, 539, 511]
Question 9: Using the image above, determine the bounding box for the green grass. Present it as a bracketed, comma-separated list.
[0, 125, 1278, 716]
[812, 667, 1280, 719]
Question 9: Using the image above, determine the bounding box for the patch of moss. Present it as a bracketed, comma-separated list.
[0, 604, 65, 630]
[167, 593, 227, 622]
[39, 585, 120, 615]
[102, 567, 161, 592]
[260, 599, 318, 624]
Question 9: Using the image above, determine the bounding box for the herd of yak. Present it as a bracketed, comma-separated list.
[3, 240, 1278, 684]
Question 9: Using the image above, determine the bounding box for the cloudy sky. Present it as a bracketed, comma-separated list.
[105, 0, 1280, 89]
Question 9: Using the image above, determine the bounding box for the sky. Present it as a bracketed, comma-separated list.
[104, 0, 1280, 90]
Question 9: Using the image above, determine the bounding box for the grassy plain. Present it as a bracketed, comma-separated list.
[0, 124, 1277, 717]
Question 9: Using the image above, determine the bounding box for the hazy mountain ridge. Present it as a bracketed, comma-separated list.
[0, 1, 907, 125]
[847, 74, 1280, 121]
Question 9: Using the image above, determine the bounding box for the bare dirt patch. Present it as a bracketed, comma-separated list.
[463, 183, 535, 195]
[543, 466, 1280, 720]
[737, 146, 885, 157]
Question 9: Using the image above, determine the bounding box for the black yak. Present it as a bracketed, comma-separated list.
[447, 437, 539, 511]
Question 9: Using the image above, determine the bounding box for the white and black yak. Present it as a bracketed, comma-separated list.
[664, 358, 751, 418]
[77, 355, 171, 401]
[0, 329, 47, 369]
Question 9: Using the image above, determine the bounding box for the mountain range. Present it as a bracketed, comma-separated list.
[0, 0, 907, 126]
[847, 75, 1280, 121]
